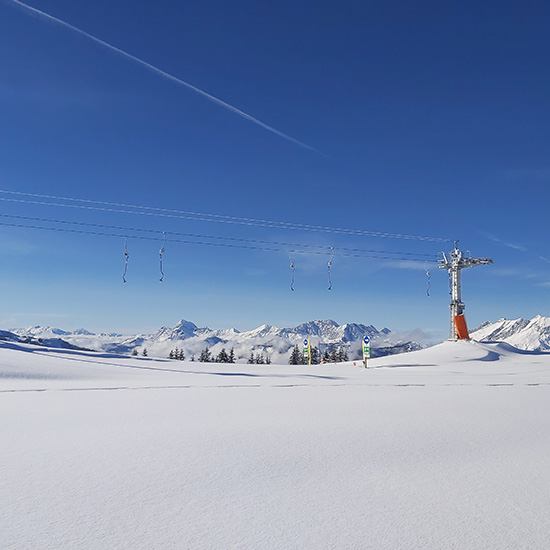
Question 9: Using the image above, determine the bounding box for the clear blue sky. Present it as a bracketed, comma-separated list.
[0, 0, 549, 340]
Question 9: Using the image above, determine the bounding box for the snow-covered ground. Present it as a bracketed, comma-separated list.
[2, 339, 550, 549]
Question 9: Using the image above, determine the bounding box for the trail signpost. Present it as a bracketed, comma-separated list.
[362, 336, 370, 368]
[303, 338, 311, 365]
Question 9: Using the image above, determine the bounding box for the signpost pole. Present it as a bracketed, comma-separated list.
[362, 336, 371, 368]
[303, 338, 311, 365]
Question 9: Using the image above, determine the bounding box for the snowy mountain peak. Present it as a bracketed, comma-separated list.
[13, 326, 71, 338]
[174, 319, 199, 331]
[527, 314, 550, 328]
[471, 315, 550, 351]
[152, 320, 199, 342]
[73, 328, 95, 336]
[243, 324, 279, 338]
[173, 320, 200, 337]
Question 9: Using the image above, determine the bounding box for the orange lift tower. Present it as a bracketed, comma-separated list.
[438, 241, 493, 341]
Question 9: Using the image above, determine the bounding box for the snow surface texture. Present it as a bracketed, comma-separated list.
[10, 319, 417, 362]
[2, 339, 550, 549]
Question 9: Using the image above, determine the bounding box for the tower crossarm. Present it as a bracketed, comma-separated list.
[466, 258, 493, 267]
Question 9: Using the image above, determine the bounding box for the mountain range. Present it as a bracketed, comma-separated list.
[470, 314, 550, 351]
[6, 315, 549, 362]
[7, 319, 419, 363]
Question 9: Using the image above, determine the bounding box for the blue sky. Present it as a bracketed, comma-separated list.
[0, 0, 549, 340]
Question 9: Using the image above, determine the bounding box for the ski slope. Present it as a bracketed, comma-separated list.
[2, 339, 550, 549]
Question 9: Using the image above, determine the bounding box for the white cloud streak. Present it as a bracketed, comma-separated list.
[482, 231, 550, 266]
[8, 0, 320, 154]
[483, 232, 527, 252]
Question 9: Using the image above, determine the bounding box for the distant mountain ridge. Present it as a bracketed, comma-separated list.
[9, 319, 418, 362]
[0, 328, 93, 351]
[471, 315, 550, 351]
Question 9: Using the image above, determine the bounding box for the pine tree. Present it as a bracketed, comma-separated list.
[178, 349, 185, 361]
[132, 348, 138, 357]
[247, 352, 255, 364]
[199, 348, 211, 362]
[216, 348, 229, 363]
[228, 348, 235, 364]
[322, 349, 330, 363]
[289, 344, 302, 365]
[311, 346, 320, 365]
[329, 347, 337, 363]
[333, 346, 349, 362]
[142, 348, 148, 357]
[265, 353, 271, 365]
[169, 350, 174, 359]
[255, 353, 265, 364]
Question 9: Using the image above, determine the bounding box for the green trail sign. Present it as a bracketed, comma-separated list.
[362, 336, 371, 367]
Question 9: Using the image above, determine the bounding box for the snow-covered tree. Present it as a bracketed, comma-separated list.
[199, 348, 211, 363]
[337, 347, 349, 362]
[216, 348, 229, 363]
[311, 345, 320, 364]
[289, 344, 302, 365]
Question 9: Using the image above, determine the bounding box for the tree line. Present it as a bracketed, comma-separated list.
[247, 352, 271, 364]
[170, 347, 237, 363]
[135, 344, 349, 364]
[288, 344, 349, 365]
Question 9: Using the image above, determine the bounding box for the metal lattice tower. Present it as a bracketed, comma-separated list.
[438, 241, 493, 340]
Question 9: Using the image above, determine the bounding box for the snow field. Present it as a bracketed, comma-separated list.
[2, 340, 550, 549]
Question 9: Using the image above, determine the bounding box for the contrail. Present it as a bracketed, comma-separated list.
[7, 0, 320, 153]
[482, 230, 550, 265]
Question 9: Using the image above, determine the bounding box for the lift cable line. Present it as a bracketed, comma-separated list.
[0, 220, 439, 264]
[0, 190, 451, 242]
[0, 214, 438, 260]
